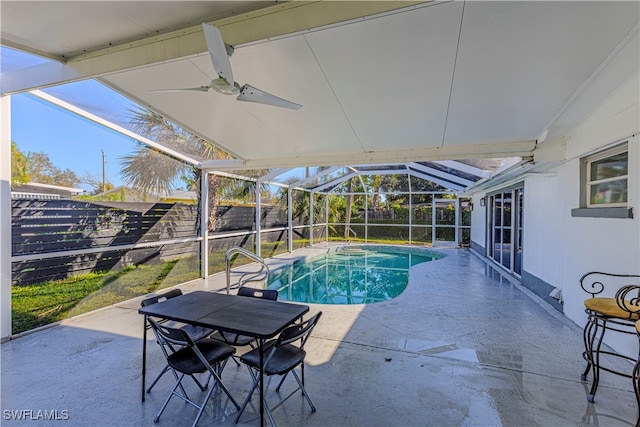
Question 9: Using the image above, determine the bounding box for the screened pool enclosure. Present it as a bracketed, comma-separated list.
[6, 81, 507, 335]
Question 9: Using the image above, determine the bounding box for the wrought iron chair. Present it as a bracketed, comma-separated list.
[141, 289, 215, 399]
[234, 311, 322, 426]
[634, 320, 640, 427]
[211, 287, 279, 365]
[580, 272, 640, 404]
[147, 317, 240, 427]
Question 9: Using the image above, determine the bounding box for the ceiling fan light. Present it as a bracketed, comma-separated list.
[210, 78, 240, 95]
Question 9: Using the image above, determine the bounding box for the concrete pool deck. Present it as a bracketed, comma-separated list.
[1, 244, 637, 426]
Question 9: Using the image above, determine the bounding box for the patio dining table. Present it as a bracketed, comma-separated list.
[138, 290, 310, 426]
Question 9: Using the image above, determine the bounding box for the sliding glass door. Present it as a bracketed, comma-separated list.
[488, 186, 523, 276]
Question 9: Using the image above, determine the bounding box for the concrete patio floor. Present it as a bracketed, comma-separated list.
[1, 245, 638, 426]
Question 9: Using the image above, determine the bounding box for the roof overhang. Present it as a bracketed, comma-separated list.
[2, 1, 638, 181]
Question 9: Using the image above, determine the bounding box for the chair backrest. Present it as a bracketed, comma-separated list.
[147, 317, 193, 348]
[237, 286, 278, 301]
[141, 288, 183, 307]
[276, 312, 322, 348]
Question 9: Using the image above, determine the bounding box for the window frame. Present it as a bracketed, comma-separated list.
[571, 140, 636, 219]
[581, 142, 628, 209]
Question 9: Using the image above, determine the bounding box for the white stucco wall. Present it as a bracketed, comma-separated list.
[532, 71, 639, 357]
[469, 65, 639, 357]
[470, 194, 486, 253]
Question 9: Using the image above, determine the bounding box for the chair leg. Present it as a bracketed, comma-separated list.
[632, 335, 640, 427]
[235, 365, 316, 425]
[234, 368, 260, 424]
[588, 318, 607, 402]
[231, 355, 241, 367]
[191, 379, 218, 427]
[633, 358, 640, 427]
[275, 373, 288, 392]
[154, 373, 186, 423]
[581, 314, 597, 381]
[147, 365, 171, 393]
[205, 362, 240, 411]
[291, 370, 315, 412]
[154, 363, 236, 426]
[148, 365, 209, 396]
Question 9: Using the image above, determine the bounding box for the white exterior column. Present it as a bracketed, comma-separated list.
[1, 96, 12, 341]
[455, 197, 460, 247]
[255, 185, 261, 257]
[309, 191, 314, 246]
[200, 171, 209, 278]
[287, 187, 293, 252]
[325, 195, 329, 243]
[408, 175, 412, 244]
[364, 193, 368, 242]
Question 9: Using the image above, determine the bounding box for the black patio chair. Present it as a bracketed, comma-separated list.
[141, 289, 215, 399]
[147, 317, 240, 427]
[234, 311, 322, 426]
[211, 287, 279, 365]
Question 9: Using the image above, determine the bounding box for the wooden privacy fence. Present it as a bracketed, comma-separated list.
[11, 200, 289, 286]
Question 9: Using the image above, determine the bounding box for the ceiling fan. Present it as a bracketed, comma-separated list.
[152, 23, 302, 110]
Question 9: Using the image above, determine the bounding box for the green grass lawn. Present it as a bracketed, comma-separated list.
[10, 240, 299, 335]
[11, 238, 428, 334]
[11, 257, 201, 334]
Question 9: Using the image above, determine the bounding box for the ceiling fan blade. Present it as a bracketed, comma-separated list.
[150, 86, 210, 93]
[202, 23, 235, 86]
[237, 84, 302, 110]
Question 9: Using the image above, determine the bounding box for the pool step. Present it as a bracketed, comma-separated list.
[335, 247, 368, 255]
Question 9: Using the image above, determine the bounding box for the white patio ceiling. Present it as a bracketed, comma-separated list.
[2, 1, 639, 176]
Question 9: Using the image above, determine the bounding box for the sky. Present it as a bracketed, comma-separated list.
[11, 92, 136, 192]
[4, 46, 320, 194]
[4, 45, 139, 192]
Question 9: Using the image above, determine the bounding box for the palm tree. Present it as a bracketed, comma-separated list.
[120, 107, 229, 230]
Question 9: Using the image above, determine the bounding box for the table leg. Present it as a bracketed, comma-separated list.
[259, 337, 265, 427]
[142, 316, 147, 403]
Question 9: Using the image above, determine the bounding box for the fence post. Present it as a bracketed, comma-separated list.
[1, 96, 12, 341]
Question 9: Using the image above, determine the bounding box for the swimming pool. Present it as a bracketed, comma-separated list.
[267, 246, 443, 305]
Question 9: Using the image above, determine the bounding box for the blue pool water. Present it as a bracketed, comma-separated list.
[267, 246, 443, 304]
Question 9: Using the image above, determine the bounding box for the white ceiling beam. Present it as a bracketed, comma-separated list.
[1, 1, 426, 95]
[199, 140, 536, 171]
[208, 170, 256, 182]
[1, 62, 86, 96]
[200, 159, 246, 171]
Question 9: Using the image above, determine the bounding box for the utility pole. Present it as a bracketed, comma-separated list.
[101, 149, 106, 192]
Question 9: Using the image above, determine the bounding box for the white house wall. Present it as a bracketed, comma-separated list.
[470, 194, 486, 255]
[470, 70, 639, 358]
[543, 71, 639, 359]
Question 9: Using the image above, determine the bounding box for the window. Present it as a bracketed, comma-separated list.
[585, 145, 628, 207]
[572, 141, 632, 219]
